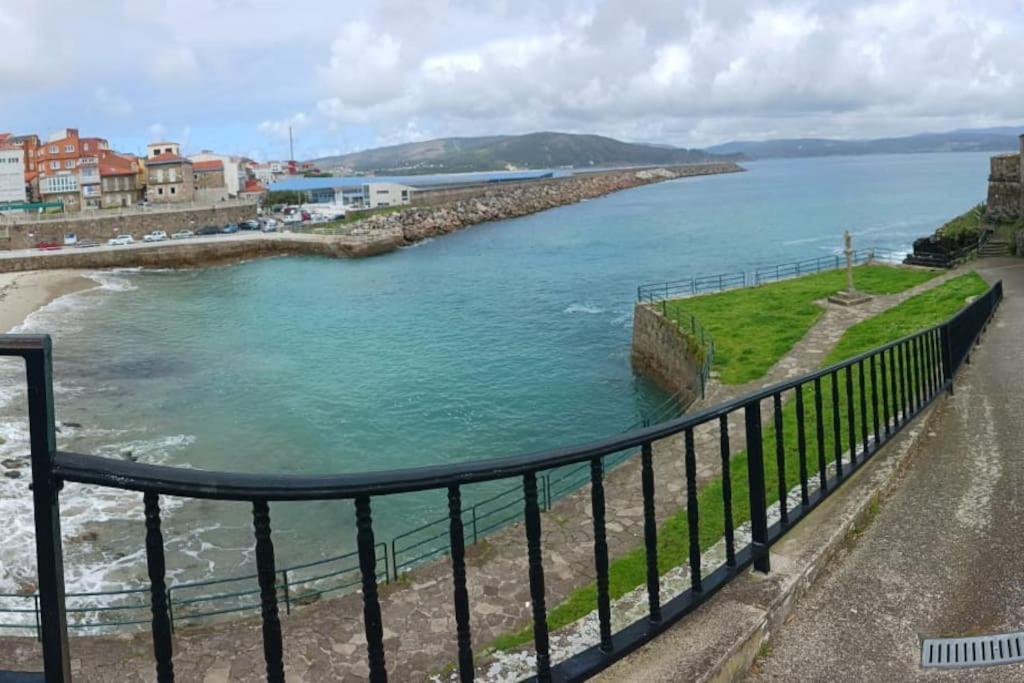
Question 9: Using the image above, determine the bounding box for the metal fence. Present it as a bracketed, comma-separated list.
[636, 248, 906, 303]
[0, 278, 1001, 681]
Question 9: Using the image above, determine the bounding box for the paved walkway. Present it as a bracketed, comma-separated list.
[0, 265, 965, 681]
[749, 257, 1024, 681]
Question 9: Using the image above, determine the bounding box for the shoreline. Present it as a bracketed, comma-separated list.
[0, 163, 744, 273]
[0, 270, 96, 333]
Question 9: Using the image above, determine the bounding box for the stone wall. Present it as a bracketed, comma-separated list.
[985, 135, 1024, 223]
[630, 303, 705, 409]
[0, 204, 257, 250]
[0, 233, 403, 273]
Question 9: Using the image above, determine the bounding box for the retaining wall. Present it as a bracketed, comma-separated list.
[630, 303, 705, 408]
[0, 204, 258, 250]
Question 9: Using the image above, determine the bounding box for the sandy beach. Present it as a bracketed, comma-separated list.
[0, 270, 95, 333]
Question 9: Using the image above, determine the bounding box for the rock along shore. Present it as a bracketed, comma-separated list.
[0, 163, 743, 273]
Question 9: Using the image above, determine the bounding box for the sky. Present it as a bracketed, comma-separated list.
[1, 0, 1023, 161]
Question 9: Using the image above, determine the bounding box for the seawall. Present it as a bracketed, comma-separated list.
[630, 303, 705, 408]
[0, 203, 259, 251]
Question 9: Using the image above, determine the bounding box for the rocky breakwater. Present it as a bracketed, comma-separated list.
[343, 163, 744, 246]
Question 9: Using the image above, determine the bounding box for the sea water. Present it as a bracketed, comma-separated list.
[0, 152, 992, 601]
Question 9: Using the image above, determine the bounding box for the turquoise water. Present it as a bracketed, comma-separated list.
[0, 152, 992, 595]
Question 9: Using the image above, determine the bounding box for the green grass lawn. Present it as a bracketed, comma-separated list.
[489, 271, 988, 654]
[663, 265, 941, 385]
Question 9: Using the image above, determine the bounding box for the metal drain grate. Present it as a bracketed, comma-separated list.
[922, 631, 1024, 668]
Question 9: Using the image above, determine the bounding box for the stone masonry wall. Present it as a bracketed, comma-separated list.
[630, 303, 704, 409]
[985, 135, 1024, 223]
[0, 204, 257, 250]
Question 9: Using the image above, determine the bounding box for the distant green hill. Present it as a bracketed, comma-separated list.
[311, 132, 735, 174]
[706, 127, 1022, 159]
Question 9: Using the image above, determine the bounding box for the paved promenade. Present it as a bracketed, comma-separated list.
[750, 257, 1024, 681]
[0, 264, 970, 681]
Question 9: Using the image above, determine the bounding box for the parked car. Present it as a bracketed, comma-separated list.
[300, 210, 311, 222]
[197, 225, 221, 236]
[143, 230, 168, 243]
[107, 235, 134, 246]
[34, 241, 62, 251]
[171, 230, 194, 240]
[239, 220, 260, 231]
[74, 240, 100, 249]
[282, 213, 302, 225]
[260, 219, 278, 233]
[222, 223, 239, 234]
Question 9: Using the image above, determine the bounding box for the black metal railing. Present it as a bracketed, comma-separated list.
[0, 279, 1001, 682]
[904, 228, 993, 269]
[637, 248, 905, 303]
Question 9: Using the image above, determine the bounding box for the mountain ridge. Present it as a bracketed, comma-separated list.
[311, 132, 735, 174]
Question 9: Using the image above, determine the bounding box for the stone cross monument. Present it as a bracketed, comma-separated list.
[828, 231, 872, 306]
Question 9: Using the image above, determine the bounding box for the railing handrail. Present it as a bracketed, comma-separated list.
[637, 247, 905, 302]
[0, 279, 1003, 681]
[40, 301, 970, 502]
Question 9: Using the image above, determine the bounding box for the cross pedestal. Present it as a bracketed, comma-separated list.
[827, 230, 873, 306]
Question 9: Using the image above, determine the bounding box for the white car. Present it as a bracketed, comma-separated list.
[107, 235, 134, 246]
[260, 218, 278, 232]
[282, 214, 302, 225]
[171, 230, 193, 240]
[143, 231, 168, 243]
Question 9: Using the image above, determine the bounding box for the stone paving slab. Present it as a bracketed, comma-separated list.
[0, 264, 965, 681]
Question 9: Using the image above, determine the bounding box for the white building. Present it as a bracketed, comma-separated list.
[363, 182, 413, 208]
[0, 145, 27, 206]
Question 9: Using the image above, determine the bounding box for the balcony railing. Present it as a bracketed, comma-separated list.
[0, 279, 1002, 682]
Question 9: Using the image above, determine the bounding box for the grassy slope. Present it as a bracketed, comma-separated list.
[490, 271, 988, 653]
[664, 265, 940, 385]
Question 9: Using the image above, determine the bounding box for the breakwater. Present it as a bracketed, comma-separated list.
[347, 163, 743, 244]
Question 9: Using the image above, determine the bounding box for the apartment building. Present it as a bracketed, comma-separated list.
[99, 153, 144, 208]
[0, 140, 27, 206]
[36, 129, 109, 211]
[192, 160, 229, 202]
[146, 144, 195, 203]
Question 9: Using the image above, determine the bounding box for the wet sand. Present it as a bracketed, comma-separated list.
[0, 270, 95, 333]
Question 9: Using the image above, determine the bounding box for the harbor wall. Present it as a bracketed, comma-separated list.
[630, 303, 705, 409]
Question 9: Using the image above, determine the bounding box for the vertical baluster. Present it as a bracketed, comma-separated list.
[917, 335, 925, 411]
[831, 371, 843, 477]
[25, 342, 70, 682]
[795, 385, 809, 505]
[252, 500, 284, 683]
[355, 496, 387, 682]
[640, 443, 661, 621]
[772, 393, 787, 524]
[718, 416, 735, 567]
[870, 355, 880, 448]
[523, 473, 551, 681]
[845, 365, 857, 464]
[814, 378, 827, 491]
[858, 361, 869, 454]
[930, 330, 942, 396]
[144, 492, 174, 683]
[447, 486, 474, 681]
[899, 342, 910, 421]
[890, 346, 901, 426]
[684, 429, 702, 591]
[880, 349, 891, 436]
[745, 401, 770, 572]
[589, 457, 613, 652]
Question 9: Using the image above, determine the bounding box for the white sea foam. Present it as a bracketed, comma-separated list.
[563, 303, 604, 315]
[402, 237, 436, 249]
[85, 270, 138, 292]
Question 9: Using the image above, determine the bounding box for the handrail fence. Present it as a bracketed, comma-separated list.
[0, 276, 1001, 681]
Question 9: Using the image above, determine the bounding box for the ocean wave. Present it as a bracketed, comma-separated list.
[564, 303, 605, 315]
[401, 237, 435, 249]
[85, 271, 138, 292]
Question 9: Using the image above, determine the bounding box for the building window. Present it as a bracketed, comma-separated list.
[157, 188, 163, 195]
[170, 186, 176, 195]
[49, 145, 57, 154]
[64, 144, 74, 153]
[65, 160, 74, 169]
[83, 143, 90, 151]
[168, 168, 176, 181]
[50, 161, 59, 170]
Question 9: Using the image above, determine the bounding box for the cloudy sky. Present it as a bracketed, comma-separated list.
[1, 0, 1022, 160]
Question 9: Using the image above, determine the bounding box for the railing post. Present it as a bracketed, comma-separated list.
[744, 401, 770, 573]
[25, 339, 71, 681]
[940, 323, 954, 394]
[281, 570, 291, 615]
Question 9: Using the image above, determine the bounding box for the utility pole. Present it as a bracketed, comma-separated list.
[289, 126, 294, 162]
